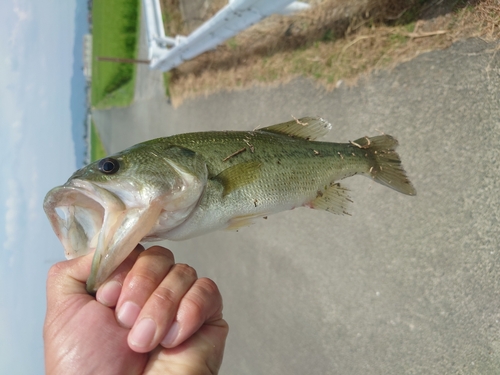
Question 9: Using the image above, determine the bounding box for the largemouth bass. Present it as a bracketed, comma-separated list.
[44, 117, 416, 293]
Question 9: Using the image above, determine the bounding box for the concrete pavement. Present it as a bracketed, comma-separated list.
[93, 36, 500, 374]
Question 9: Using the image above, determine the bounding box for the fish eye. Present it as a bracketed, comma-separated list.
[98, 158, 120, 174]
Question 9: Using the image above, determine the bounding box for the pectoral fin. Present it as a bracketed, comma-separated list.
[214, 161, 262, 197]
[226, 212, 269, 230]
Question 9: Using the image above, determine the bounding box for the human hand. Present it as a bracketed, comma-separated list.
[44, 245, 228, 375]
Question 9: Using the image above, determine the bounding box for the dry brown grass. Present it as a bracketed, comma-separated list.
[160, 0, 499, 107]
[161, 0, 228, 33]
[159, 0, 184, 34]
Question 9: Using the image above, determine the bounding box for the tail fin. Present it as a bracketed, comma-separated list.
[353, 135, 416, 196]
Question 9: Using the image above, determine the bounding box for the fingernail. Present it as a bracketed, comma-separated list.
[161, 321, 180, 347]
[117, 301, 141, 328]
[130, 318, 156, 349]
[96, 280, 122, 307]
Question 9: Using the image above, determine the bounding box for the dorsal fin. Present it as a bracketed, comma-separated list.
[214, 161, 262, 197]
[259, 117, 332, 141]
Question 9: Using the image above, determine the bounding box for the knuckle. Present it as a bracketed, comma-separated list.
[152, 284, 178, 306]
[197, 277, 221, 297]
[46, 261, 72, 288]
[47, 261, 65, 279]
[147, 265, 199, 308]
[182, 278, 223, 319]
[144, 246, 174, 262]
[127, 272, 159, 291]
[182, 293, 205, 318]
[173, 263, 198, 280]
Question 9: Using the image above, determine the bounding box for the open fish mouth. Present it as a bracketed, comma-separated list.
[44, 180, 120, 259]
[43, 179, 162, 293]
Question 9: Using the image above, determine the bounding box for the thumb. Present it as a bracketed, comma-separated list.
[45, 253, 95, 332]
[46, 253, 95, 299]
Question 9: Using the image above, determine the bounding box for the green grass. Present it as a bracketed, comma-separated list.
[91, 0, 141, 108]
[90, 121, 107, 162]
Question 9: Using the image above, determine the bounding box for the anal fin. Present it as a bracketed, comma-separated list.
[309, 183, 352, 215]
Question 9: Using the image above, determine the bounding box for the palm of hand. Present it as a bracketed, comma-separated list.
[45, 294, 148, 374]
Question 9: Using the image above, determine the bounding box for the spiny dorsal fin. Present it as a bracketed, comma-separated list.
[260, 117, 332, 141]
[309, 182, 352, 215]
[214, 161, 262, 197]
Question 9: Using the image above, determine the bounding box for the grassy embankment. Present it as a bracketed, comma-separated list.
[90, 0, 141, 161]
[91, 0, 141, 109]
[159, 0, 499, 106]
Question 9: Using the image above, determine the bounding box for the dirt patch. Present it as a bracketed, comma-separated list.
[161, 0, 499, 106]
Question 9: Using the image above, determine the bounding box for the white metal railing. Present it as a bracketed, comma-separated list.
[142, 0, 310, 72]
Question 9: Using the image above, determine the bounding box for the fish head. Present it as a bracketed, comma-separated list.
[43, 142, 207, 293]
